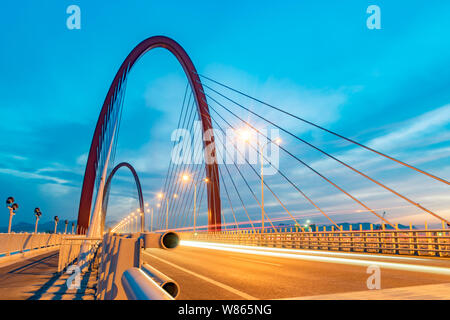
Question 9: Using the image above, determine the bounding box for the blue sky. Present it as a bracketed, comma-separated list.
[1, 1, 449, 230]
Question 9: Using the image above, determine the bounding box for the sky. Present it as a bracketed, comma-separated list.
[0, 1, 449, 231]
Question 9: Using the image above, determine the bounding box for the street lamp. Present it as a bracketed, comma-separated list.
[71, 222, 75, 234]
[147, 207, 153, 232]
[139, 210, 144, 232]
[181, 174, 209, 233]
[6, 197, 18, 233]
[64, 220, 69, 234]
[54, 216, 59, 234]
[157, 193, 171, 230]
[34, 208, 42, 233]
[237, 129, 282, 233]
[131, 213, 136, 233]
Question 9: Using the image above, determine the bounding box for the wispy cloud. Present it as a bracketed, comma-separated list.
[0, 168, 69, 184]
[368, 104, 450, 151]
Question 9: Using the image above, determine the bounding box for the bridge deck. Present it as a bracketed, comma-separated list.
[143, 245, 450, 300]
[0, 250, 97, 300]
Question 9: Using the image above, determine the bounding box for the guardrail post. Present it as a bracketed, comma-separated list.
[97, 234, 141, 300]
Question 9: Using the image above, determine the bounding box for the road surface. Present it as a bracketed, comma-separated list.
[142, 241, 450, 299]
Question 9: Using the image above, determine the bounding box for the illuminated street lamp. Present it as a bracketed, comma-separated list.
[181, 174, 209, 233]
[54, 216, 59, 234]
[157, 193, 171, 230]
[34, 208, 42, 233]
[238, 129, 282, 233]
[144, 202, 153, 231]
[131, 213, 136, 233]
[147, 207, 153, 232]
[139, 209, 144, 232]
[6, 197, 18, 233]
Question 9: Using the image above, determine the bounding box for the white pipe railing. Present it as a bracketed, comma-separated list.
[141, 263, 179, 299]
[121, 268, 173, 300]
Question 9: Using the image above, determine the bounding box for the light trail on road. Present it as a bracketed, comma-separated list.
[180, 241, 450, 276]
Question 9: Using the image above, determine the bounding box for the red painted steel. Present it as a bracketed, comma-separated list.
[77, 36, 221, 234]
[101, 162, 144, 233]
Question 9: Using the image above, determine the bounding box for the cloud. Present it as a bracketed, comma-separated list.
[76, 153, 88, 166]
[0, 168, 69, 184]
[289, 103, 450, 181]
[368, 104, 450, 151]
[38, 183, 78, 197]
[201, 64, 360, 131]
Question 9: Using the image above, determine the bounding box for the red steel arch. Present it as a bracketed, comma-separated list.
[101, 162, 145, 234]
[77, 36, 221, 234]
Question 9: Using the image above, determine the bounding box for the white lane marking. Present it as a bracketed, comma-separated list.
[227, 255, 282, 267]
[181, 240, 430, 261]
[180, 241, 450, 276]
[143, 251, 257, 300]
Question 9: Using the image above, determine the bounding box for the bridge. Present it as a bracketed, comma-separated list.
[1, 36, 449, 301]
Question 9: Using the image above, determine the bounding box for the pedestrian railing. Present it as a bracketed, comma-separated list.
[181, 229, 450, 257]
[0, 233, 62, 258]
[58, 236, 102, 272]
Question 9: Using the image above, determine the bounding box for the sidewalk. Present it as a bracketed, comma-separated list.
[286, 282, 450, 300]
[0, 251, 97, 300]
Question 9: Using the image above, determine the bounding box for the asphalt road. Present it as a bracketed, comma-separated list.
[142, 242, 450, 299]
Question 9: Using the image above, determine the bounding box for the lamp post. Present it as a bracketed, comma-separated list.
[64, 220, 68, 234]
[130, 213, 136, 233]
[181, 174, 209, 233]
[237, 129, 281, 233]
[136, 211, 140, 233]
[71, 222, 75, 234]
[6, 197, 18, 233]
[145, 202, 150, 232]
[54, 216, 59, 234]
[145, 202, 153, 232]
[157, 193, 170, 230]
[34, 208, 42, 233]
[150, 208, 153, 232]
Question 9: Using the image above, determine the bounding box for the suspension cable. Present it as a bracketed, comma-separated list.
[198, 74, 450, 186]
[203, 86, 450, 226]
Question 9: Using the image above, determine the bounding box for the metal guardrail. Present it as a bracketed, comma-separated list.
[97, 232, 181, 300]
[0, 233, 62, 257]
[181, 229, 450, 257]
[121, 268, 173, 300]
[141, 263, 179, 298]
[58, 237, 102, 272]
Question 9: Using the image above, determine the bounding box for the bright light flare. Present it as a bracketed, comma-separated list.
[180, 241, 450, 275]
[237, 128, 252, 142]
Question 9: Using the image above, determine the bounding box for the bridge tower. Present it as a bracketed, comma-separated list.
[77, 36, 221, 235]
